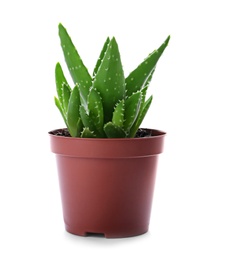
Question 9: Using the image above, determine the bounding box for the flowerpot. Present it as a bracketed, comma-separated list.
[49, 128, 166, 238]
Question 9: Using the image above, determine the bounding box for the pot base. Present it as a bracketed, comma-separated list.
[65, 224, 148, 238]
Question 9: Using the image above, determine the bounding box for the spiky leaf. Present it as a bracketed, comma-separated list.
[112, 99, 125, 128]
[129, 95, 153, 137]
[58, 23, 92, 106]
[93, 37, 110, 77]
[79, 106, 103, 137]
[55, 62, 71, 107]
[138, 75, 153, 115]
[81, 127, 96, 138]
[62, 84, 71, 114]
[67, 85, 83, 137]
[124, 91, 142, 132]
[125, 36, 170, 96]
[88, 88, 105, 137]
[140, 85, 148, 108]
[93, 37, 125, 123]
[104, 122, 126, 138]
[79, 105, 92, 128]
[144, 67, 155, 90]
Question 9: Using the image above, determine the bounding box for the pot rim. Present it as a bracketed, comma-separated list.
[49, 128, 166, 158]
[48, 128, 166, 141]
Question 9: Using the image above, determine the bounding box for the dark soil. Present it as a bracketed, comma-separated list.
[50, 128, 152, 138]
[51, 128, 71, 137]
[134, 128, 152, 138]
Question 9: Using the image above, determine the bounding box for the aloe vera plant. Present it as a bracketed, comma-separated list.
[55, 23, 170, 138]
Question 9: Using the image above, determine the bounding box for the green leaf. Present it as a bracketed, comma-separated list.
[112, 99, 125, 128]
[138, 75, 153, 115]
[125, 35, 170, 97]
[55, 62, 71, 107]
[93, 37, 125, 123]
[140, 85, 148, 108]
[93, 37, 110, 77]
[144, 67, 155, 90]
[67, 85, 83, 137]
[58, 23, 92, 106]
[79, 106, 103, 137]
[76, 118, 84, 137]
[81, 127, 96, 138]
[79, 105, 91, 128]
[62, 84, 71, 114]
[88, 88, 105, 137]
[129, 95, 153, 137]
[104, 122, 126, 138]
[124, 91, 142, 132]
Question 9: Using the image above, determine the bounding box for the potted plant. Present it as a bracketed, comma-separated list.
[49, 23, 170, 238]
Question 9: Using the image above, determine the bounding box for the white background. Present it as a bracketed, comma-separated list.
[0, 0, 225, 259]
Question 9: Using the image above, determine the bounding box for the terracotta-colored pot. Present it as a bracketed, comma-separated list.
[49, 128, 166, 238]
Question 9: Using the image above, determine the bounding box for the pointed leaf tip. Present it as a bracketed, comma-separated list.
[111, 36, 117, 42]
[93, 35, 125, 123]
[93, 37, 111, 76]
[58, 23, 64, 30]
[165, 35, 170, 45]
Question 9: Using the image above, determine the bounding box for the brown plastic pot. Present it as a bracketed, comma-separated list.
[49, 128, 166, 238]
